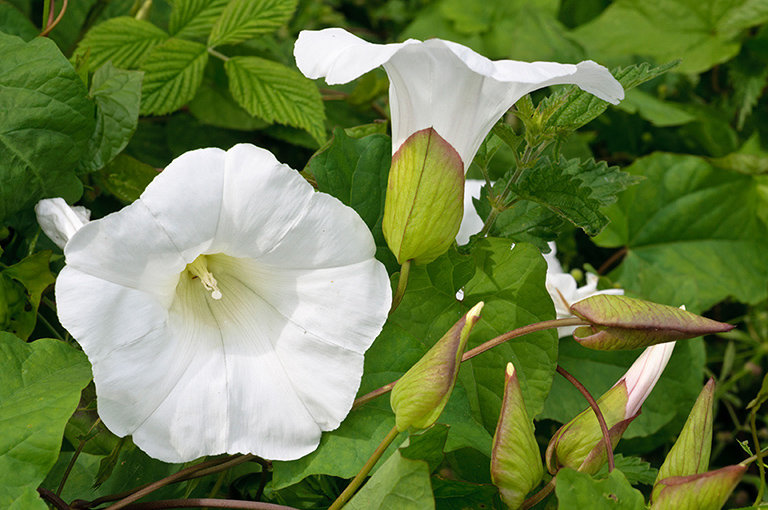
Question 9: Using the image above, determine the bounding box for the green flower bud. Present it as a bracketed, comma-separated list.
[650, 465, 747, 510]
[382, 127, 465, 265]
[570, 295, 733, 351]
[491, 363, 544, 510]
[655, 378, 715, 484]
[390, 302, 483, 431]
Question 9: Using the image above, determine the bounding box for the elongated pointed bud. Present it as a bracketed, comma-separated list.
[390, 302, 483, 431]
[491, 363, 544, 510]
[570, 295, 733, 351]
[655, 378, 715, 483]
[650, 465, 747, 510]
[383, 128, 465, 265]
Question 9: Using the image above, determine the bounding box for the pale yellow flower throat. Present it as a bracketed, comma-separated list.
[187, 255, 223, 300]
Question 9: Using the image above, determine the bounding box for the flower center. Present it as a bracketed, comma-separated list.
[186, 255, 223, 300]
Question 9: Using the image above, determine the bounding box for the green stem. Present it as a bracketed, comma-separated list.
[353, 317, 588, 409]
[520, 476, 556, 510]
[389, 260, 411, 315]
[122, 500, 299, 510]
[327, 425, 400, 510]
[751, 409, 765, 505]
[207, 48, 231, 62]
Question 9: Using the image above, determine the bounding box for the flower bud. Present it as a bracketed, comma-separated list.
[546, 342, 674, 475]
[35, 198, 91, 249]
[382, 128, 465, 265]
[491, 363, 544, 510]
[655, 378, 715, 483]
[650, 465, 747, 510]
[570, 295, 733, 351]
[390, 302, 483, 431]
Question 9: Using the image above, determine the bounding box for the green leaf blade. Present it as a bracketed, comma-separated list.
[72, 17, 169, 70]
[208, 0, 299, 47]
[169, 0, 230, 39]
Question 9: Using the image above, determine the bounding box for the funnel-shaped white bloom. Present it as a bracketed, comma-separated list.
[51, 144, 391, 463]
[619, 341, 676, 417]
[295, 28, 624, 168]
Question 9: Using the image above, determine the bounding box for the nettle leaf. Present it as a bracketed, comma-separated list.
[78, 63, 143, 174]
[543, 61, 679, 132]
[0, 334, 92, 509]
[225, 56, 326, 144]
[96, 154, 160, 203]
[72, 17, 169, 70]
[208, 0, 299, 47]
[140, 38, 209, 116]
[346, 450, 434, 510]
[0, 252, 54, 341]
[0, 32, 94, 222]
[487, 200, 563, 252]
[593, 152, 768, 313]
[556, 468, 646, 510]
[572, 0, 768, 74]
[308, 128, 395, 271]
[169, 0, 230, 39]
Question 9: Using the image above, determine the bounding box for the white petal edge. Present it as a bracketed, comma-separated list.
[35, 198, 90, 249]
[620, 342, 676, 417]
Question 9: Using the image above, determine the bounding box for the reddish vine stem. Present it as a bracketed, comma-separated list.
[519, 476, 556, 510]
[122, 499, 298, 510]
[555, 365, 615, 472]
[40, 0, 68, 37]
[597, 246, 627, 275]
[38, 488, 71, 510]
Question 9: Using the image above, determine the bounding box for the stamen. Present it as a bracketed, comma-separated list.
[187, 255, 223, 300]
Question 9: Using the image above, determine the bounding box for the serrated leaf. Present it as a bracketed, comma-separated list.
[208, 0, 299, 47]
[0, 252, 54, 340]
[556, 468, 646, 510]
[78, 63, 143, 174]
[543, 61, 679, 132]
[169, 0, 230, 39]
[72, 17, 169, 70]
[140, 38, 209, 115]
[346, 450, 435, 510]
[225, 55, 325, 143]
[0, 334, 92, 509]
[96, 154, 160, 203]
[489, 200, 564, 252]
[593, 152, 768, 313]
[595, 454, 659, 486]
[0, 32, 93, 222]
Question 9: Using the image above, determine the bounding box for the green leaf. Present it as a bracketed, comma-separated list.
[593, 152, 768, 313]
[0, 252, 54, 340]
[346, 450, 435, 510]
[571, 0, 768, 74]
[140, 38, 209, 115]
[543, 61, 679, 132]
[541, 338, 706, 446]
[0, 334, 92, 509]
[556, 468, 646, 510]
[72, 17, 169, 70]
[615, 89, 697, 128]
[308, 128, 394, 271]
[208, 0, 299, 47]
[399, 425, 450, 474]
[169, 0, 230, 39]
[0, 33, 93, 222]
[188, 81, 270, 131]
[594, 454, 659, 486]
[488, 200, 564, 252]
[225, 56, 326, 144]
[78, 63, 143, 174]
[432, 477, 499, 510]
[95, 154, 159, 203]
[0, 1, 38, 41]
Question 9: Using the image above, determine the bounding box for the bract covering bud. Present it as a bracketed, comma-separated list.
[570, 295, 734, 351]
[491, 363, 544, 510]
[390, 302, 483, 431]
[650, 465, 747, 510]
[382, 128, 465, 265]
[655, 378, 715, 483]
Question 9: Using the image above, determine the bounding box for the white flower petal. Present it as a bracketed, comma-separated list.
[35, 198, 90, 249]
[620, 342, 676, 417]
[456, 179, 485, 245]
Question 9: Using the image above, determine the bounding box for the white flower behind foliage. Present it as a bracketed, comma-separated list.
[44, 144, 391, 463]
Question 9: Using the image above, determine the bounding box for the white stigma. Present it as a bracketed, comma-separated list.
[187, 255, 223, 300]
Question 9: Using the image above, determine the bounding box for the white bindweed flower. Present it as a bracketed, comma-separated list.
[49, 144, 391, 463]
[457, 179, 623, 333]
[620, 341, 676, 417]
[294, 28, 624, 167]
[35, 198, 91, 249]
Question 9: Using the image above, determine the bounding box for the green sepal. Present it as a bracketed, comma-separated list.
[650, 465, 747, 510]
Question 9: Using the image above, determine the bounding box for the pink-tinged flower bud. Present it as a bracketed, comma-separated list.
[655, 379, 715, 483]
[390, 302, 483, 431]
[491, 363, 544, 510]
[546, 342, 674, 475]
[570, 295, 733, 351]
[382, 128, 465, 265]
[650, 465, 747, 510]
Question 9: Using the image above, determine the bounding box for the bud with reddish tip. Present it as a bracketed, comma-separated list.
[570, 295, 734, 351]
[382, 128, 465, 265]
[650, 465, 747, 510]
[546, 342, 675, 475]
[655, 378, 715, 483]
[390, 302, 483, 431]
[491, 363, 543, 510]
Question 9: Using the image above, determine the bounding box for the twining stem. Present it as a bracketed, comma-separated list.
[353, 317, 589, 409]
[39, 0, 68, 37]
[556, 365, 615, 472]
[389, 259, 412, 315]
[520, 476, 556, 510]
[122, 500, 299, 509]
[327, 425, 400, 510]
[751, 409, 765, 505]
